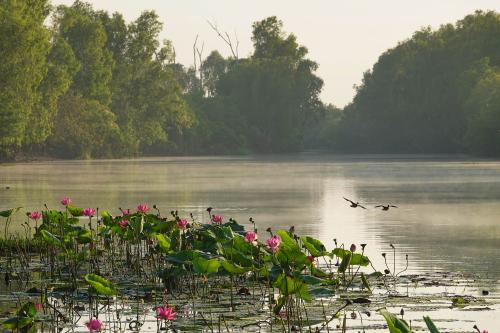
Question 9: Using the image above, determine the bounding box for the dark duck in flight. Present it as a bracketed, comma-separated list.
[375, 204, 398, 211]
[343, 197, 367, 209]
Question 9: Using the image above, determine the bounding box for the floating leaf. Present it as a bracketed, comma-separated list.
[300, 236, 327, 257]
[276, 230, 300, 251]
[293, 272, 324, 285]
[309, 287, 335, 297]
[379, 309, 412, 333]
[221, 260, 250, 274]
[84, 274, 117, 296]
[40, 230, 64, 248]
[193, 257, 220, 274]
[338, 252, 352, 273]
[273, 295, 286, 315]
[423, 316, 440, 333]
[333, 248, 370, 266]
[361, 273, 372, 293]
[165, 250, 202, 265]
[18, 302, 37, 318]
[67, 205, 83, 217]
[0, 207, 21, 218]
[2, 316, 33, 329]
[75, 229, 92, 244]
[273, 274, 311, 301]
[154, 234, 171, 253]
[101, 211, 113, 225]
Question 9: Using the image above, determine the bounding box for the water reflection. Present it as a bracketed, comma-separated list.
[1, 154, 500, 277]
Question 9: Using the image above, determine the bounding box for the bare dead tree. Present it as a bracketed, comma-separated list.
[196, 40, 205, 92]
[192, 34, 205, 93]
[206, 20, 239, 58]
[193, 34, 199, 74]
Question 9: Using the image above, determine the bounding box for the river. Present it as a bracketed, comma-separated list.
[1, 153, 500, 278]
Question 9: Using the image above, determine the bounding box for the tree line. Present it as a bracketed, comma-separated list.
[0, 1, 499, 160]
[324, 10, 500, 156]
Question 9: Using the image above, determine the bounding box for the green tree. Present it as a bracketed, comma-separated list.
[214, 16, 323, 152]
[0, 0, 51, 158]
[25, 36, 80, 149]
[336, 11, 500, 154]
[49, 93, 120, 159]
[53, 1, 114, 105]
[110, 10, 193, 155]
[201, 51, 228, 96]
[464, 66, 500, 155]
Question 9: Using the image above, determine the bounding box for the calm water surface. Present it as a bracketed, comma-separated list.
[1, 154, 500, 277]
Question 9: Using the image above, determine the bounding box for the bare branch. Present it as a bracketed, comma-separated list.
[234, 30, 239, 58]
[207, 20, 238, 58]
[196, 41, 205, 91]
[193, 34, 199, 73]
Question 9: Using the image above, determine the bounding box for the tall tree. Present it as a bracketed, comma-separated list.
[0, 0, 52, 158]
[336, 10, 500, 154]
[464, 65, 500, 155]
[214, 16, 323, 152]
[201, 50, 227, 97]
[110, 10, 193, 154]
[53, 0, 114, 105]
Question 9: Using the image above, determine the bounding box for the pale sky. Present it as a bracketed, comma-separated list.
[51, 0, 500, 107]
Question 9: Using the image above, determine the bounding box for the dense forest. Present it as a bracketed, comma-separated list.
[0, 0, 499, 160]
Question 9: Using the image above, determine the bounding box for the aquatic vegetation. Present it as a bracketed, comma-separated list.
[156, 305, 176, 321]
[85, 318, 103, 332]
[28, 212, 42, 221]
[266, 234, 281, 253]
[0, 202, 492, 332]
[244, 230, 257, 243]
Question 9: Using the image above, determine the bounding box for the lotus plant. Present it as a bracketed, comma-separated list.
[85, 318, 103, 332]
[137, 204, 150, 214]
[244, 230, 258, 243]
[83, 208, 95, 217]
[211, 214, 223, 224]
[266, 235, 281, 253]
[61, 197, 71, 206]
[28, 211, 42, 220]
[118, 220, 129, 228]
[28, 211, 42, 232]
[156, 305, 176, 321]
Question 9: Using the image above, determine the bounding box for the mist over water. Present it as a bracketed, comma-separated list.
[1, 153, 500, 277]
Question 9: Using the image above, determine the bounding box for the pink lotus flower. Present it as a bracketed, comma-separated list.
[61, 197, 71, 206]
[83, 208, 95, 217]
[211, 215, 223, 223]
[137, 204, 149, 214]
[156, 305, 176, 321]
[244, 231, 258, 243]
[306, 255, 314, 262]
[85, 318, 103, 332]
[177, 219, 188, 230]
[350, 244, 357, 252]
[483, 330, 488, 333]
[122, 209, 130, 216]
[266, 235, 281, 253]
[118, 220, 129, 228]
[34, 303, 42, 312]
[29, 211, 42, 220]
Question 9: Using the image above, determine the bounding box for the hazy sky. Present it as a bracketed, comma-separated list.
[51, 0, 500, 107]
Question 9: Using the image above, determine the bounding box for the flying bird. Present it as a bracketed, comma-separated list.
[375, 204, 398, 211]
[343, 197, 366, 209]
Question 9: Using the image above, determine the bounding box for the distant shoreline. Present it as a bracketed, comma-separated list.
[1, 151, 497, 166]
